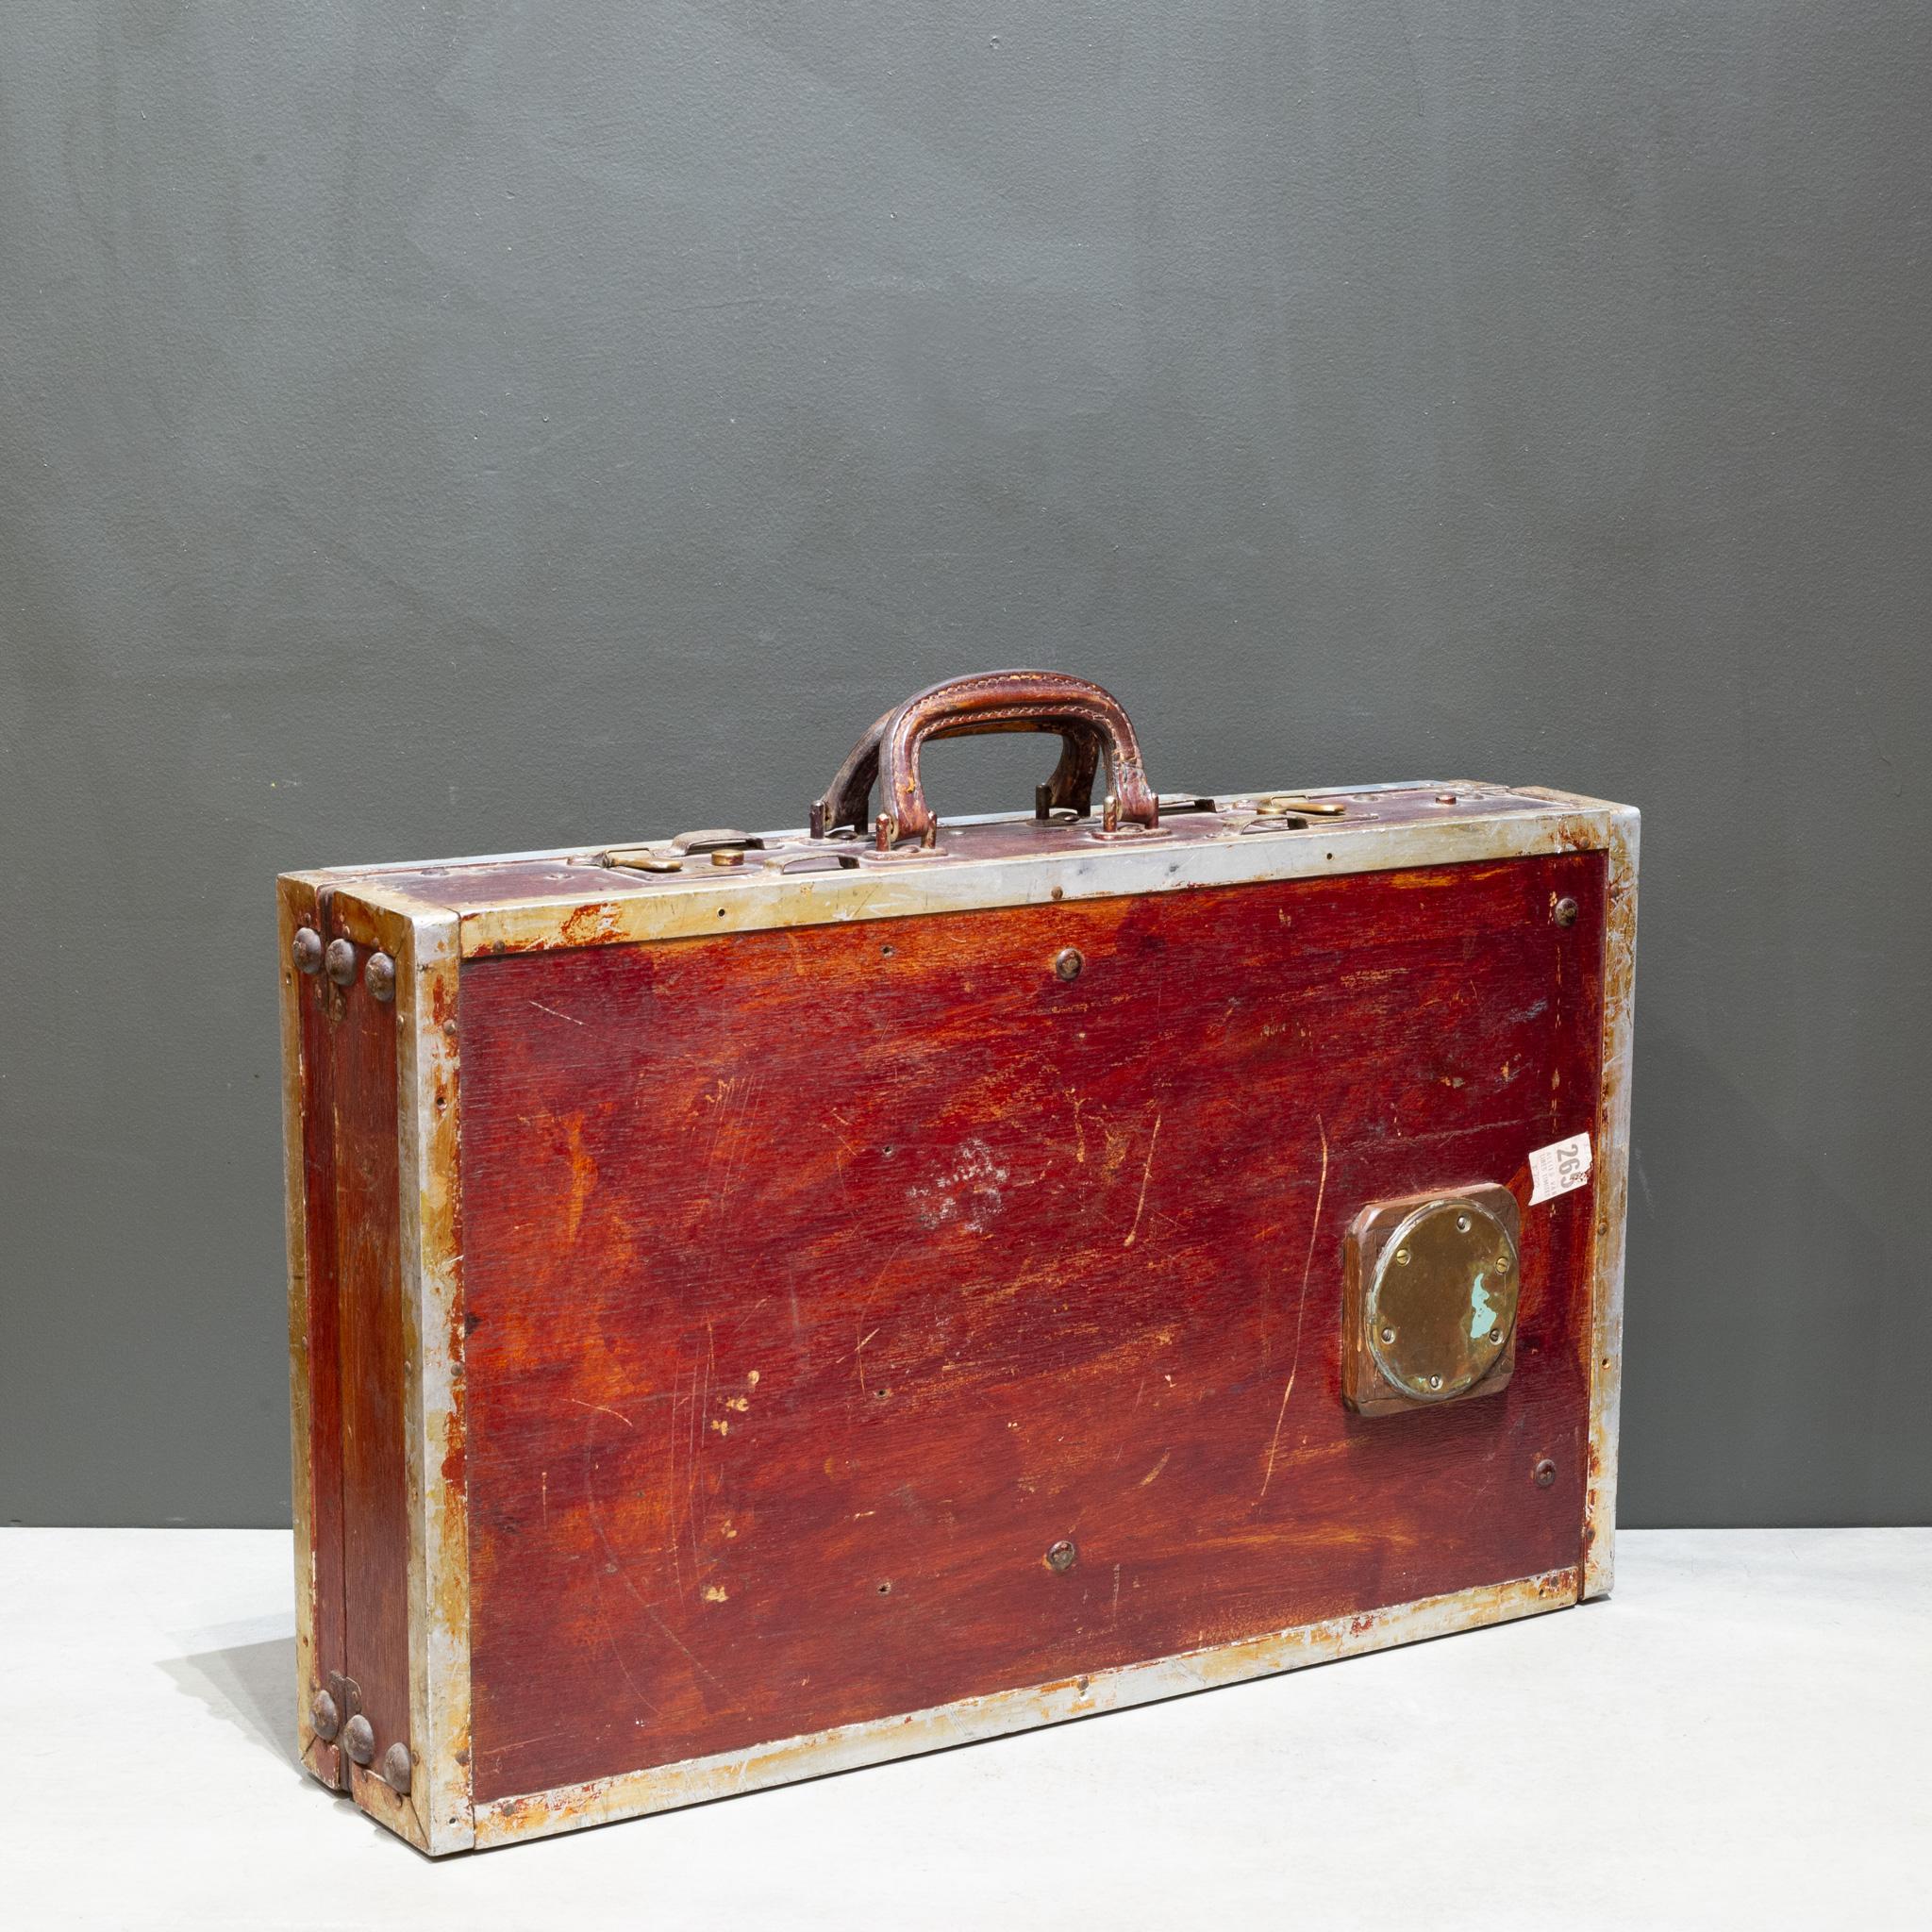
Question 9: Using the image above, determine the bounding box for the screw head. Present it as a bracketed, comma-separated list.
[1455, 1213, 1472, 1233]
[1554, 896, 1580, 928]
[364, 952, 396, 1002]
[1533, 1457, 1557, 1488]
[1394, 1247, 1411, 1266]
[1380, 1325, 1396, 1345]
[1427, 1374, 1443, 1391]
[341, 1713, 375, 1766]
[324, 938, 358, 987]
[1054, 947, 1084, 982]
[381, 1741, 413, 1794]
[1489, 1326, 1505, 1344]
[309, 1689, 340, 1741]
[291, 927, 324, 975]
[1046, 1538, 1078, 1573]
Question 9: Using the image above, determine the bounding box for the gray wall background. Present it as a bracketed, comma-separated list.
[3, 3, 1927, 1527]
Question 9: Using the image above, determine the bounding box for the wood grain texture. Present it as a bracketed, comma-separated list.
[292, 899, 347, 1786]
[327, 933, 412, 1775]
[458, 853, 1607, 1802]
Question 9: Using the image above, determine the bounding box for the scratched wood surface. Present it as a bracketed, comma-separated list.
[291, 891, 347, 1786]
[458, 853, 1607, 1801]
[326, 937, 413, 1776]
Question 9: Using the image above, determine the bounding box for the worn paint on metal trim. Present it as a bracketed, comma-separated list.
[396, 910, 475, 1855]
[449, 798, 1636, 958]
[472, 1568, 1579, 1850]
[348, 1757, 420, 1845]
[1569, 806, 1638, 1599]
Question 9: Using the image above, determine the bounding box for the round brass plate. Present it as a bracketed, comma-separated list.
[1367, 1198, 1519, 1402]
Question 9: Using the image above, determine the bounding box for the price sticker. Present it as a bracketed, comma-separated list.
[1527, 1131, 1592, 1205]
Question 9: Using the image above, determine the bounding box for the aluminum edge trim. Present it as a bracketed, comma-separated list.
[454, 801, 1636, 957]
[399, 910, 475, 1854]
[1582, 808, 1639, 1599]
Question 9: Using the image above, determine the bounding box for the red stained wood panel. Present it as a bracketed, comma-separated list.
[294, 904, 346, 1783]
[459, 853, 1607, 1801]
[329, 939, 412, 1771]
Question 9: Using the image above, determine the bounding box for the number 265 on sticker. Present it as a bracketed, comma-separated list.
[1527, 1132, 1592, 1205]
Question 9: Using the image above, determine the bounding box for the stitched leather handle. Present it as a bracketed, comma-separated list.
[811, 671, 1159, 849]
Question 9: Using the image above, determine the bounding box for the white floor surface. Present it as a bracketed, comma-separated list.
[1, 1527, 1924, 1929]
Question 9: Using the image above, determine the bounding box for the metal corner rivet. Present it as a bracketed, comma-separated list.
[324, 938, 358, 987]
[309, 1689, 340, 1741]
[291, 927, 324, 975]
[381, 1742, 412, 1794]
[341, 1713, 375, 1766]
[364, 952, 396, 1002]
[1046, 1538, 1078, 1573]
[1054, 947, 1084, 982]
[1554, 896, 1580, 927]
[1534, 1457, 1557, 1488]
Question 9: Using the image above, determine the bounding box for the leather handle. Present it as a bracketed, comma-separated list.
[811, 671, 1159, 849]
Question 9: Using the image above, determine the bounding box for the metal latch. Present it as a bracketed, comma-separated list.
[1254, 794, 1346, 817]
[673, 828, 763, 854]
[604, 828, 768, 874]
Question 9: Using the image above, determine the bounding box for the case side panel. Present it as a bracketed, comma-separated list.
[398, 912, 475, 1854]
[323, 894, 426, 1850]
[280, 875, 346, 1789]
[1581, 811, 1639, 1598]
